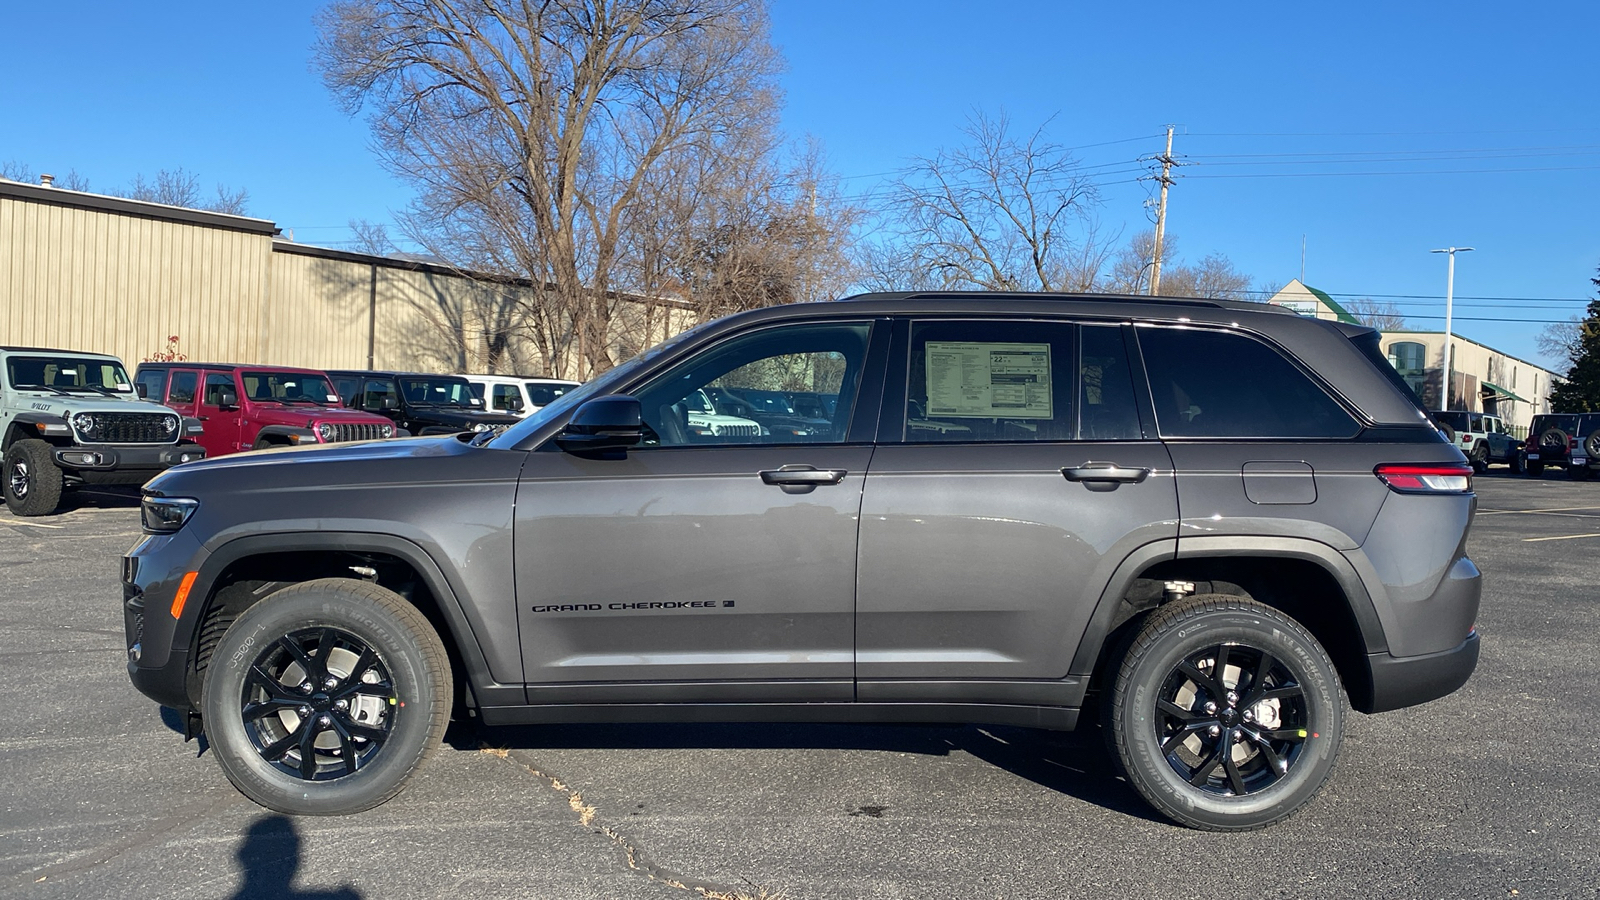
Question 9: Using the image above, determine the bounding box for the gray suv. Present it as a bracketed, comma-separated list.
[123, 293, 1481, 830]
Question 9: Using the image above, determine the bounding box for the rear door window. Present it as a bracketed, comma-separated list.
[1138, 327, 1359, 439]
[904, 320, 1075, 442]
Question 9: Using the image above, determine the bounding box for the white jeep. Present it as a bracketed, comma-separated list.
[1, 347, 204, 516]
[1434, 411, 1520, 474]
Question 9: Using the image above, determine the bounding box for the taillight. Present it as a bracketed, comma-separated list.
[1375, 463, 1473, 494]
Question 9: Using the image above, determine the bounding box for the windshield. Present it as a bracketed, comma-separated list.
[242, 372, 341, 405]
[6, 356, 134, 395]
[400, 377, 477, 407]
[487, 319, 720, 449]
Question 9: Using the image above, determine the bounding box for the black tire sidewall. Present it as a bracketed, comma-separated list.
[1115, 605, 1343, 830]
[202, 581, 446, 815]
[3, 439, 64, 516]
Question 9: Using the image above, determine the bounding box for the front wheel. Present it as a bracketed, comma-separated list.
[1468, 443, 1489, 474]
[3, 439, 64, 516]
[1110, 595, 1344, 831]
[201, 579, 452, 815]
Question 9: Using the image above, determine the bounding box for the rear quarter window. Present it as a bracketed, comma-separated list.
[1138, 327, 1360, 439]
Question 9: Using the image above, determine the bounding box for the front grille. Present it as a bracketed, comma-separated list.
[93, 413, 174, 444]
[712, 423, 761, 438]
[326, 423, 390, 443]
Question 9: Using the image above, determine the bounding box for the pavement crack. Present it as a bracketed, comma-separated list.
[480, 745, 786, 900]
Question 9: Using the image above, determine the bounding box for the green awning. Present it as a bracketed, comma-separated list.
[1480, 381, 1528, 403]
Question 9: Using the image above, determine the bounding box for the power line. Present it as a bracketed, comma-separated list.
[1184, 164, 1600, 179]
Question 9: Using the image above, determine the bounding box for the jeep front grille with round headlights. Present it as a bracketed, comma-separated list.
[162, 415, 179, 436]
[381, 424, 395, 438]
[317, 422, 336, 442]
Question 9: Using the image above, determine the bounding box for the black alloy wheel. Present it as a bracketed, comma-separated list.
[1110, 594, 1343, 831]
[239, 626, 397, 781]
[1153, 643, 1311, 797]
[202, 579, 452, 815]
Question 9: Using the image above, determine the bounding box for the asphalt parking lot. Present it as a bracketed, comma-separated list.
[3, 470, 1599, 900]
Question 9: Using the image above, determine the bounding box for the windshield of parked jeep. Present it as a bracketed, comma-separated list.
[6, 356, 133, 395]
[400, 377, 476, 408]
[242, 372, 341, 405]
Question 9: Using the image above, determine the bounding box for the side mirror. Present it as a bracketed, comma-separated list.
[219, 389, 239, 409]
[135, 383, 148, 399]
[556, 396, 644, 454]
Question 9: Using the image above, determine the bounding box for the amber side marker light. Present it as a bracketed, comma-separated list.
[170, 571, 199, 619]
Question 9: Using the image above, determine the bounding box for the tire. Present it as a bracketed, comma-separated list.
[1468, 442, 1489, 474]
[1110, 594, 1344, 831]
[1437, 423, 1456, 445]
[1509, 451, 1524, 475]
[201, 578, 452, 815]
[3, 439, 65, 516]
[1587, 432, 1600, 460]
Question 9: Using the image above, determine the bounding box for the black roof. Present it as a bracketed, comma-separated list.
[325, 370, 473, 380]
[136, 362, 330, 373]
[2, 346, 119, 356]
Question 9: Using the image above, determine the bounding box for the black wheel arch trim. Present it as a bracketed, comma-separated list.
[1068, 536, 1390, 680]
[179, 531, 520, 709]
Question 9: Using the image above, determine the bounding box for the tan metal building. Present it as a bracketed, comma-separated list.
[1, 178, 691, 376]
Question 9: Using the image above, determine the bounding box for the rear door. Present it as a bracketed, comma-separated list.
[855, 319, 1178, 705]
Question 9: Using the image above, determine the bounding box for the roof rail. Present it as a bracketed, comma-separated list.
[837, 290, 1293, 314]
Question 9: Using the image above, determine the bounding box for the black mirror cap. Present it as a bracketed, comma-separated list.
[134, 383, 149, 399]
[556, 395, 644, 454]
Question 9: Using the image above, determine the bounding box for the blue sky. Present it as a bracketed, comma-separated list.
[2, 1, 1595, 369]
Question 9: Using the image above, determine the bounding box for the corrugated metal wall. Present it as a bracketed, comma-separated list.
[2, 188, 274, 366]
[2, 182, 698, 378]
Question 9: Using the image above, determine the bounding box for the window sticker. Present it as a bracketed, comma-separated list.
[925, 342, 1052, 419]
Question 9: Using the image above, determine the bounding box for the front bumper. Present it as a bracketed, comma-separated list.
[122, 529, 207, 711]
[55, 442, 205, 473]
[1366, 630, 1480, 713]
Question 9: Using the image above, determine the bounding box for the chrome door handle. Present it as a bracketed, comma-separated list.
[759, 465, 848, 494]
[1062, 461, 1152, 483]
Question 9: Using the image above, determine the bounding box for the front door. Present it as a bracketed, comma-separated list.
[513, 320, 881, 703]
[196, 371, 244, 455]
[855, 320, 1179, 705]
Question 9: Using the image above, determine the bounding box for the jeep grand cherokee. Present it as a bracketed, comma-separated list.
[123, 292, 1480, 831]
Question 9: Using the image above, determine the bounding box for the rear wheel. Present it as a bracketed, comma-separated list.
[201, 578, 452, 815]
[3, 439, 64, 516]
[1110, 594, 1343, 831]
[1468, 442, 1489, 474]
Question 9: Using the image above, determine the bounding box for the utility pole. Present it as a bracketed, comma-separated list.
[1430, 246, 1474, 412]
[1149, 126, 1176, 297]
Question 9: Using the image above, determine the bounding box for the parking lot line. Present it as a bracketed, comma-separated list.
[3, 520, 65, 529]
[1522, 532, 1600, 542]
[1478, 505, 1600, 516]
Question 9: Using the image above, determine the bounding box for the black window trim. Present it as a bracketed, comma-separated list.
[1130, 322, 1371, 442]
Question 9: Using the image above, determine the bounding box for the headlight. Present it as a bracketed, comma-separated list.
[141, 496, 199, 534]
[72, 413, 99, 438]
[472, 422, 492, 432]
[317, 422, 336, 442]
[162, 415, 179, 436]
[381, 424, 395, 438]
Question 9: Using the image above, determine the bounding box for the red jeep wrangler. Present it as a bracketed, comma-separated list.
[134, 363, 398, 457]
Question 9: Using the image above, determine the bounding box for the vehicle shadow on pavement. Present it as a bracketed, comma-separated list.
[455, 719, 1162, 824]
[230, 815, 362, 900]
[56, 484, 142, 512]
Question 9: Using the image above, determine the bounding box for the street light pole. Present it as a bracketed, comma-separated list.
[1430, 246, 1474, 412]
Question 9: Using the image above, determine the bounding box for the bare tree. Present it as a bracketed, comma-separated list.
[118, 168, 249, 214]
[884, 111, 1108, 292]
[348, 218, 397, 256]
[1344, 297, 1408, 330]
[1102, 230, 1252, 299]
[1, 161, 91, 190]
[317, 0, 782, 379]
[1538, 314, 1584, 368]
